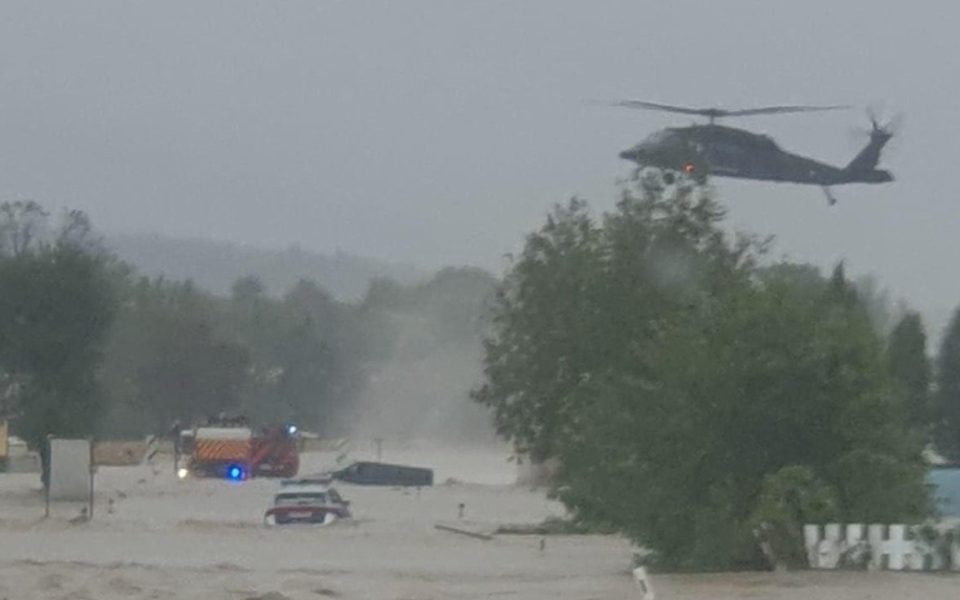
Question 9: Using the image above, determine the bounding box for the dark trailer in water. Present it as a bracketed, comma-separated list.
[333, 461, 433, 487]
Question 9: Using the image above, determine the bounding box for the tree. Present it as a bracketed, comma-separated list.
[0, 200, 47, 257]
[223, 276, 373, 434]
[854, 274, 897, 336]
[231, 275, 267, 308]
[100, 273, 380, 437]
[474, 178, 927, 570]
[935, 306, 960, 460]
[473, 197, 604, 460]
[271, 315, 332, 426]
[0, 203, 118, 447]
[100, 278, 249, 435]
[886, 312, 931, 435]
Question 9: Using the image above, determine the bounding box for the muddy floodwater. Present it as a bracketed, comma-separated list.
[1, 443, 958, 599]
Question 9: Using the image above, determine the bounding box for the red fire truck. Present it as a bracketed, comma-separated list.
[179, 424, 299, 480]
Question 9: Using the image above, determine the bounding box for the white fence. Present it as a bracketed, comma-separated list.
[804, 523, 960, 571]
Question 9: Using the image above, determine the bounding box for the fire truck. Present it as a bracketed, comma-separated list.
[178, 423, 299, 480]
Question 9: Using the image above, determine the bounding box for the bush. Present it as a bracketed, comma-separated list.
[749, 466, 839, 569]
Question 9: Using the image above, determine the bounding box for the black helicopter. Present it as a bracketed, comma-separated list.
[615, 100, 896, 205]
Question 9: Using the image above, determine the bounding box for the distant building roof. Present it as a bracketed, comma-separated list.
[928, 467, 960, 518]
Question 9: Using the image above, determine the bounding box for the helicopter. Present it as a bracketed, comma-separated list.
[614, 100, 896, 205]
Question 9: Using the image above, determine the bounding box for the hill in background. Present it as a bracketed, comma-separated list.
[106, 233, 426, 301]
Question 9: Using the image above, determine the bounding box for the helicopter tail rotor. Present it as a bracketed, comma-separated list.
[845, 108, 900, 174]
[851, 108, 901, 149]
[862, 104, 902, 137]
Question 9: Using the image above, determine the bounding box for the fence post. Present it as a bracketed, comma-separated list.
[867, 524, 885, 570]
[818, 523, 842, 569]
[887, 525, 906, 570]
[88, 436, 95, 520]
[803, 524, 821, 568]
[44, 434, 52, 519]
[845, 523, 863, 546]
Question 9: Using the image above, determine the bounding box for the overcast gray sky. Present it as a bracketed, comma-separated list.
[1, 1, 957, 330]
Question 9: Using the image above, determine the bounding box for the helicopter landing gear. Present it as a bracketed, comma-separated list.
[821, 186, 837, 206]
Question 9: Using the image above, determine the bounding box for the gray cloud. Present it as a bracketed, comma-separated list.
[0, 1, 956, 333]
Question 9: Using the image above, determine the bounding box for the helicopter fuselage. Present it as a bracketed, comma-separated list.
[619, 124, 892, 187]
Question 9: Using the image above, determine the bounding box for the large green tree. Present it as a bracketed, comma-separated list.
[474, 178, 927, 570]
[0, 202, 118, 447]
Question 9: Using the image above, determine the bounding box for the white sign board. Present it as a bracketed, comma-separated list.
[48, 438, 92, 502]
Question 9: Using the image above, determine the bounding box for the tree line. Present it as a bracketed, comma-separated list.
[0, 200, 494, 450]
[472, 174, 960, 570]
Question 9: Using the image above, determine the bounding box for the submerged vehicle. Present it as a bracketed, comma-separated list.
[264, 479, 351, 525]
[331, 461, 434, 487]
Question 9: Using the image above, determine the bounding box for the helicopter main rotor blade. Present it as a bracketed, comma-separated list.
[723, 105, 851, 117]
[612, 100, 850, 119]
[612, 99, 718, 117]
